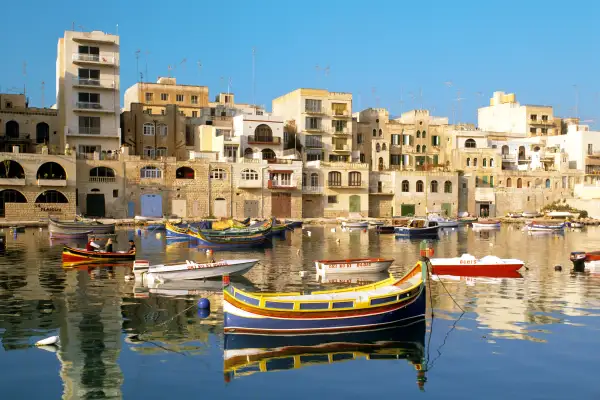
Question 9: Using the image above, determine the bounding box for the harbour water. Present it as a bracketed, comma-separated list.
[1, 225, 600, 399]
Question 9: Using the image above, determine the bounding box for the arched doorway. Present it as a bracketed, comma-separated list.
[0, 160, 25, 179]
[36, 122, 50, 144]
[261, 148, 276, 160]
[0, 189, 27, 217]
[5, 121, 19, 139]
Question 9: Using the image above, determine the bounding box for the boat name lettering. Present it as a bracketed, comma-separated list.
[459, 260, 477, 265]
[329, 262, 371, 268]
[187, 262, 229, 270]
[35, 204, 63, 212]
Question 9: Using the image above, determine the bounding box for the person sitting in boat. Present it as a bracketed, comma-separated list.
[105, 238, 114, 253]
[128, 240, 136, 253]
[86, 236, 101, 252]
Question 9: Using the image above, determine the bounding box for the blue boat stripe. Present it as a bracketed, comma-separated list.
[235, 292, 260, 306]
[370, 295, 398, 306]
[299, 302, 330, 310]
[265, 301, 295, 310]
[332, 301, 354, 309]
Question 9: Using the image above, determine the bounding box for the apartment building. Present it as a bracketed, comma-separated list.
[0, 93, 59, 153]
[272, 89, 353, 163]
[56, 30, 121, 157]
[478, 91, 562, 137]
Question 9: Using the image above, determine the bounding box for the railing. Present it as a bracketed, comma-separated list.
[331, 110, 350, 117]
[302, 185, 323, 194]
[304, 107, 327, 114]
[305, 142, 323, 149]
[75, 102, 103, 110]
[78, 127, 101, 135]
[37, 178, 67, 187]
[247, 136, 281, 144]
[305, 126, 326, 133]
[73, 78, 116, 89]
[334, 144, 350, 151]
[72, 53, 116, 64]
[89, 176, 116, 183]
[502, 154, 516, 161]
[268, 179, 297, 189]
[327, 180, 364, 188]
[331, 127, 351, 135]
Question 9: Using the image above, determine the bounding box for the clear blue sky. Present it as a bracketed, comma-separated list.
[1, 0, 598, 127]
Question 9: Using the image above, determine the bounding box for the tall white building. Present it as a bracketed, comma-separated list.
[56, 30, 121, 158]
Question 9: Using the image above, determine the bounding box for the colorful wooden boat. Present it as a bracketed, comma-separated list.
[133, 258, 259, 282]
[165, 222, 190, 239]
[427, 213, 459, 228]
[199, 219, 273, 238]
[223, 319, 427, 388]
[315, 258, 394, 275]
[211, 218, 251, 231]
[429, 254, 524, 277]
[189, 229, 269, 249]
[570, 251, 600, 272]
[457, 216, 478, 224]
[394, 219, 440, 238]
[471, 220, 500, 229]
[62, 245, 135, 263]
[223, 260, 427, 334]
[49, 218, 116, 235]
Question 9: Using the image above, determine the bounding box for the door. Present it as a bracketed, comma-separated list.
[214, 198, 227, 218]
[128, 201, 135, 218]
[271, 193, 291, 218]
[172, 199, 187, 217]
[401, 204, 416, 216]
[349, 195, 361, 213]
[86, 194, 105, 217]
[478, 203, 490, 217]
[244, 200, 259, 218]
[441, 203, 452, 217]
[140, 194, 162, 217]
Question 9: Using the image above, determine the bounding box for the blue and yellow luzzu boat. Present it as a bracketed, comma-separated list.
[165, 222, 190, 239]
[199, 219, 273, 238]
[190, 229, 269, 249]
[223, 259, 428, 334]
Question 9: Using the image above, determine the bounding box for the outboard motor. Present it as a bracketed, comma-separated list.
[570, 251, 587, 272]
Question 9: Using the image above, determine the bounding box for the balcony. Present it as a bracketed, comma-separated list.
[0, 177, 25, 186]
[302, 185, 323, 194]
[304, 107, 327, 115]
[74, 102, 114, 113]
[327, 181, 365, 188]
[89, 176, 116, 183]
[305, 126, 326, 134]
[238, 179, 263, 188]
[501, 154, 516, 161]
[268, 179, 297, 189]
[73, 77, 117, 90]
[247, 136, 281, 145]
[333, 144, 351, 152]
[529, 119, 553, 125]
[37, 178, 67, 187]
[305, 141, 323, 149]
[72, 53, 117, 66]
[332, 110, 351, 118]
[332, 127, 351, 137]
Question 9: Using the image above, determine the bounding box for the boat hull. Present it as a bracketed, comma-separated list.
[49, 218, 115, 235]
[137, 259, 258, 281]
[436, 220, 459, 228]
[342, 222, 369, 228]
[394, 226, 439, 237]
[471, 222, 500, 229]
[376, 226, 396, 234]
[50, 230, 92, 239]
[431, 264, 523, 277]
[315, 258, 393, 274]
[62, 246, 135, 263]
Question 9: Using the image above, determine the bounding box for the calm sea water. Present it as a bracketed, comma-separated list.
[1, 225, 600, 399]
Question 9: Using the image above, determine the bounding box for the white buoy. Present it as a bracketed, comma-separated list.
[299, 271, 307, 277]
[330, 228, 336, 233]
[306, 231, 311, 237]
[35, 335, 60, 346]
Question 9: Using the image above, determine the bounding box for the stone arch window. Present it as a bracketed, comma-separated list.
[465, 139, 476, 148]
[422, 130, 426, 138]
[348, 171, 361, 186]
[422, 145, 427, 153]
[244, 148, 254, 158]
[143, 123, 155, 136]
[157, 124, 168, 136]
[241, 168, 258, 180]
[254, 124, 273, 142]
[466, 157, 471, 167]
[140, 166, 162, 179]
[430, 180, 438, 193]
[545, 178, 551, 188]
[378, 129, 382, 137]
[261, 148, 275, 160]
[501, 145, 509, 155]
[382, 143, 387, 151]
[483, 158, 487, 167]
[36, 122, 50, 144]
[210, 168, 225, 180]
[328, 171, 342, 186]
[0, 160, 25, 179]
[490, 158, 495, 167]
[416, 145, 421, 153]
[372, 129, 376, 137]
[517, 178, 522, 188]
[402, 180, 409, 192]
[177, 167, 196, 179]
[89, 166, 115, 181]
[37, 162, 66, 180]
[474, 158, 478, 167]
[506, 178, 512, 187]
[5, 121, 19, 139]
[444, 180, 452, 193]
[416, 131, 421, 138]
[1, 189, 27, 203]
[35, 190, 68, 203]
[376, 143, 381, 152]
[310, 173, 319, 187]
[416, 180, 424, 192]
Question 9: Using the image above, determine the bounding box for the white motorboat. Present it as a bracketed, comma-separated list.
[315, 257, 394, 275]
[427, 213, 459, 228]
[471, 220, 501, 229]
[341, 221, 369, 228]
[133, 259, 259, 282]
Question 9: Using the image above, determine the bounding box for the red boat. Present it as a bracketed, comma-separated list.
[62, 245, 136, 263]
[429, 254, 524, 278]
[570, 251, 600, 272]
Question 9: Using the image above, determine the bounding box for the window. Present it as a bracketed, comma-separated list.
[588, 144, 593, 155]
[192, 111, 198, 117]
[210, 168, 226, 180]
[483, 158, 487, 167]
[140, 166, 162, 179]
[79, 145, 100, 155]
[402, 180, 409, 192]
[310, 173, 319, 187]
[5, 102, 12, 109]
[113, 189, 118, 198]
[391, 155, 401, 165]
[328, 195, 337, 204]
[416, 145, 421, 153]
[79, 116, 101, 135]
[422, 130, 426, 138]
[306, 152, 321, 161]
[348, 172, 361, 186]
[357, 133, 363, 144]
[156, 147, 167, 157]
[78, 68, 100, 84]
[417, 131, 421, 138]
[89, 167, 115, 178]
[305, 99, 322, 113]
[270, 172, 291, 186]
[422, 145, 426, 153]
[444, 180, 452, 193]
[517, 178, 522, 188]
[176, 94, 184, 102]
[430, 180, 438, 193]
[157, 124, 168, 136]
[305, 117, 322, 130]
[376, 143, 381, 152]
[261, 149, 276, 160]
[465, 139, 476, 148]
[416, 180, 424, 192]
[475, 177, 480, 187]
[191, 95, 198, 104]
[161, 109, 165, 115]
[359, 153, 365, 163]
[160, 93, 169, 101]
[241, 168, 259, 180]
[527, 181, 531, 188]
[254, 124, 274, 142]
[542, 115, 548, 121]
[146, 108, 153, 114]
[506, 178, 512, 187]
[306, 135, 322, 148]
[490, 176, 494, 187]
[530, 127, 537, 134]
[143, 123, 155, 136]
[302, 173, 307, 187]
[391, 134, 401, 145]
[328, 171, 342, 186]
[143, 146, 155, 158]
[466, 157, 470, 167]
[431, 135, 440, 146]
[145, 92, 153, 102]
[531, 114, 537, 121]
[541, 128, 547, 134]
[373, 129, 377, 137]
[382, 143, 387, 151]
[333, 120, 346, 132]
[378, 129, 383, 137]
[77, 45, 100, 61]
[403, 134, 411, 145]
[545, 178, 551, 188]
[35, 190, 68, 204]
[78, 92, 100, 104]
[474, 158, 478, 167]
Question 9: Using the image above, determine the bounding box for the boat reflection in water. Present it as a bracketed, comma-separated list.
[223, 319, 427, 389]
[316, 272, 388, 285]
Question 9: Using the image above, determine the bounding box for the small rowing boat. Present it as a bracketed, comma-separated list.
[50, 230, 93, 239]
[429, 254, 524, 277]
[315, 258, 394, 274]
[62, 245, 135, 263]
[133, 258, 259, 282]
[189, 229, 269, 249]
[49, 218, 115, 235]
[471, 220, 500, 229]
[394, 219, 440, 238]
[427, 213, 458, 228]
[341, 221, 369, 229]
[223, 259, 428, 334]
[523, 221, 565, 232]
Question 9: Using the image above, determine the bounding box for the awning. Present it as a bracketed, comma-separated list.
[269, 169, 293, 173]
